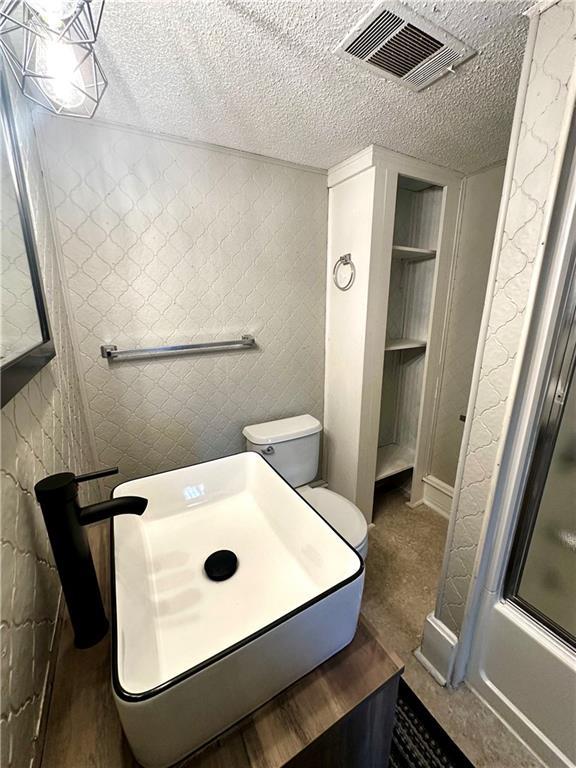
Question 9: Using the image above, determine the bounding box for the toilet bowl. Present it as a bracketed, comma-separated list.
[242, 415, 369, 559]
[297, 485, 369, 559]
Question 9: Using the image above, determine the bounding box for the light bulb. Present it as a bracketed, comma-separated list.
[26, 0, 81, 25]
[34, 35, 86, 109]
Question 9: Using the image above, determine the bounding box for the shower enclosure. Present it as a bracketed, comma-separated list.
[466, 113, 576, 768]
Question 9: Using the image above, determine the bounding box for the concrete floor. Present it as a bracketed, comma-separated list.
[361, 487, 544, 768]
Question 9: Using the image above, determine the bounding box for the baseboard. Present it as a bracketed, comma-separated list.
[416, 613, 459, 686]
[405, 498, 422, 509]
[422, 475, 453, 519]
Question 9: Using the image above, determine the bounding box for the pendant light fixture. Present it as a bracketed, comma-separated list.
[1, 0, 104, 44]
[0, 0, 107, 117]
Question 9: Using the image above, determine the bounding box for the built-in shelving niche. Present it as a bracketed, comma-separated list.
[376, 175, 441, 483]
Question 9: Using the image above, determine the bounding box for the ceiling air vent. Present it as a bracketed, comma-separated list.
[335, 4, 476, 92]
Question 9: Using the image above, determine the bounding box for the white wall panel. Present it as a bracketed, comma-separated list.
[403, 259, 435, 341]
[409, 187, 443, 250]
[430, 164, 505, 487]
[396, 350, 426, 450]
[324, 167, 379, 513]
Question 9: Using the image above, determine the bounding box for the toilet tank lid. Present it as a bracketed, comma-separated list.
[243, 415, 322, 445]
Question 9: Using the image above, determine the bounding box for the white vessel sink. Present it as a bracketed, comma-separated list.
[111, 452, 364, 768]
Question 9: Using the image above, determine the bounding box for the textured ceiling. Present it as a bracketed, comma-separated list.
[94, 0, 531, 173]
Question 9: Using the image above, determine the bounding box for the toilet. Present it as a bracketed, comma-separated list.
[243, 414, 369, 559]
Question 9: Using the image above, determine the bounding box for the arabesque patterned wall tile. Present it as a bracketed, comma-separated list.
[0, 86, 97, 768]
[38, 120, 328, 490]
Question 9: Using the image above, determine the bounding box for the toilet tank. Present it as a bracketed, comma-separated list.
[243, 415, 322, 487]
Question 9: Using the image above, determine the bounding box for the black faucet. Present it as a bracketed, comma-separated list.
[34, 467, 147, 649]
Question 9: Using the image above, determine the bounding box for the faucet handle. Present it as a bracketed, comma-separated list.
[75, 466, 119, 483]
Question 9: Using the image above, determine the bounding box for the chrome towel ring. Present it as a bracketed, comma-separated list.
[333, 253, 356, 291]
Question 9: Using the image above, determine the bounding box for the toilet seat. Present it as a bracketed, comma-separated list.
[297, 485, 368, 558]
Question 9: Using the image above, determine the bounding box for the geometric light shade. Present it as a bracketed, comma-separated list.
[0, 0, 107, 117]
[0, 0, 105, 45]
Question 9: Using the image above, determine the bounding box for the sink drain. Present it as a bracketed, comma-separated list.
[204, 550, 238, 581]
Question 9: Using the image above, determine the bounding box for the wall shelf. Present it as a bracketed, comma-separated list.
[385, 338, 427, 352]
[392, 245, 436, 262]
[375, 443, 415, 481]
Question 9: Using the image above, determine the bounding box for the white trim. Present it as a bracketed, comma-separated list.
[464, 158, 509, 178]
[525, 0, 561, 18]
[422, 474, 453, 518]
[433, 10, 540, 634]
[413, 649, 446, 686]
[415, 613, 458, 685]
[327, 146, 376, 187]
[39, 112, 327, 176]
[372, 145, 463, 185]
[327, 144, 463, 188]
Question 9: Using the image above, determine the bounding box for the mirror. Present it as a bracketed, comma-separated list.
[1, 71, 55, 406]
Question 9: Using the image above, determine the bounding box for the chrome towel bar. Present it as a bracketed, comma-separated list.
[100, 335, 256, 361]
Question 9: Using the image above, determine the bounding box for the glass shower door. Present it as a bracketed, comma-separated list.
[505, 267, 576, 648]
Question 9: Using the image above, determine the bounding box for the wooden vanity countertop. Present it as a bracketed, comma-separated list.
[40, 527, 403, 768]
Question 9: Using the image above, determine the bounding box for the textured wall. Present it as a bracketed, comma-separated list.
[38, 119, 327, 487]
[429, 164, 505, 488]
[1, 148, 42, 361]
[0, 89, 97, 767]
[437, 0, 575, 634]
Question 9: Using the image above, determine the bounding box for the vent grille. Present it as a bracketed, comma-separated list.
[404, 47, 462, 88]
[336, 4, 476, 92]
[368, 23, 443, 78]
[345, 10, 403, 59]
